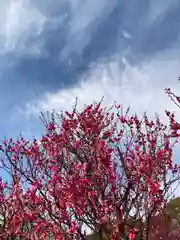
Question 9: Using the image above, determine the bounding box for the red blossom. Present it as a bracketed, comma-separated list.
[0, 98, 179, 239]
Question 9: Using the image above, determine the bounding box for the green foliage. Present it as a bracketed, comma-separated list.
[166, 197, 180, 225]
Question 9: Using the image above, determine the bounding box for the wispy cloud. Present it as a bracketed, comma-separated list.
[60, 0, 118, 60]
[23, 49, 180, 123]
[0, 0, 180, 140]
[0, 0, 47, 54]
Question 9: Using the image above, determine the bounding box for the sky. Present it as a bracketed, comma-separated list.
[0, 0, 180, 143]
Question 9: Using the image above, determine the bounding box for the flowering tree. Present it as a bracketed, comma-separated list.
[0, 97, 179, 239]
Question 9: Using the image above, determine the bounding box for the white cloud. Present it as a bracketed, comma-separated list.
[69, 0, 117, 35]
[24, 47, 180, 123]
[148, 0, 178, 26]
[0, 0, 177, 57]
[60, 0, 118, 60]
[0, 0, 47, 54]
[122, 30, 132, 39]
[0, 0, 118, 56]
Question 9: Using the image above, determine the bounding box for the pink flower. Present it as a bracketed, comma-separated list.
[128, 232, 136, 240]
[103, 131, 111, 139]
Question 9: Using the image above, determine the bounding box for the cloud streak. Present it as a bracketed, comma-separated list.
[24, 48, 180, 123]
[0, 0, 180, 139]
[0, 0, 47, 54]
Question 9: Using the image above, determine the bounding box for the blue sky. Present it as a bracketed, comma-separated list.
[1, 0, 180, 142]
